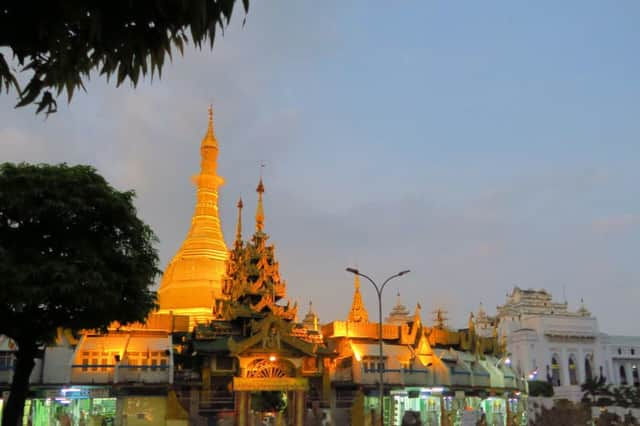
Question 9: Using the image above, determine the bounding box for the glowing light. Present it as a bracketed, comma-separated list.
[61, 387, 81, 394]
[269, 355, 277, 362]
[505, 358, 511, 365]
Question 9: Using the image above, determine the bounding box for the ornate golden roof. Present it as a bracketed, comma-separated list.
[348, 274, 369, 323]
[386, 291, 411, 325]
[157, 106, 229, 324]
[218, 178, 297, 322]
[302, 301, 319, 331]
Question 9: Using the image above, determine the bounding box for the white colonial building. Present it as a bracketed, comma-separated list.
[491, 287, 640, 400]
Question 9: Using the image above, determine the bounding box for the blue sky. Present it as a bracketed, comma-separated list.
[1, 1, 639, 334]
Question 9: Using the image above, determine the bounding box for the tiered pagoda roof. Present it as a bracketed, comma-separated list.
[216, 178, 297, 322]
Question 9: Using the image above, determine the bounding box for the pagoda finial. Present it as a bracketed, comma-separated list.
[201, 104, 218, 149]
[255, 175, 265, 232]
[413, 302, 422, 322]
[235, 197, 243, 245]
[348, 274, 369, 323]
[433, 307, 448, 329]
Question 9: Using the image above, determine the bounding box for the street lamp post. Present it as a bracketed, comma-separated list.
[346, 267, 410, 426]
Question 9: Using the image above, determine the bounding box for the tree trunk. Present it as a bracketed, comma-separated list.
[2, 342, 36, 426]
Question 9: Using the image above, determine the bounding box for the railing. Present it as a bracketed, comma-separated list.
[69, 364, 172, 384]
[333, 367, 353, 382]
[118, 365, 170, 383]
[70, 365, 116, 384]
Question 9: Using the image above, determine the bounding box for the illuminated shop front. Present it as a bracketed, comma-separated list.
[388, 388, 525, 426]
[390, 388, 443, 426]
[25, 387, 116, 425]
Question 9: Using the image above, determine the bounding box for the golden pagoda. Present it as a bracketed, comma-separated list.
[348, 274, 369, 323]
[157, 107, 229, 326]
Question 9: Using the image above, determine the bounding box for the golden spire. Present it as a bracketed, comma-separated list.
[157, 106, 228, 326]
[413, 302, 422, 323]
[303, 301, 319, 331]
[235, 197, 243, 246]
[348, 274, 369, 323]
[433, 307, 448, 329]
[202, 105, 218, 148]
[255, 177, 265, 232]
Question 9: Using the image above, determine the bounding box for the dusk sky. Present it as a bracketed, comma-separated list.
[1, 1, 639, 334]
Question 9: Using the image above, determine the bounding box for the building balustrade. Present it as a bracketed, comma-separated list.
[69, 363, 171, 384]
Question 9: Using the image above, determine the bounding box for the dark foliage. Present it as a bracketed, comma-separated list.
[582, 376, 611, 405]
[251, 391, 287, 413]
[530, 400, 591, 426]
[0, 0, 248, 114]
[528, 380, 555, 397]
[0, 163, 159, 425]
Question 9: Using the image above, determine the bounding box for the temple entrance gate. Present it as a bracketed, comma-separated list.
[234, 359, 309, 426]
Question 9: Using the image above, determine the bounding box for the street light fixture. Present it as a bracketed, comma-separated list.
[494, 355, 512, 368]
[346, 267, 410, 426]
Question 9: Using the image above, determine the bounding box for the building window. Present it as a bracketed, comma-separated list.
[633, 366, 639, 386]
[551, 355, 561, 386]
[362, 356, 385, 372]
[80, 351, 115, 372]
[620, 365, 628, 385]
[568, 355, 578, 385]
[632, 349, 636, 356]
[618, 348, 622, 355]
[0, 352, 14, 371]
[585, 355, 593, 382]
[216, 356, 234, 371]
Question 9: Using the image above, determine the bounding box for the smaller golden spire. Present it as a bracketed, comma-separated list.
[433, 307, 448, 329]
[235, 197, 243, 245]
[255, 177, 265, 232]
[413, 302, 422, 323]
[348, 274, 369, 323]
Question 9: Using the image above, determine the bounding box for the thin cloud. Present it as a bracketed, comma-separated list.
[592, 214, 640, 234]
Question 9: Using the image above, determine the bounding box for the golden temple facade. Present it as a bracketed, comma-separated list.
[157, 107, 229, 326]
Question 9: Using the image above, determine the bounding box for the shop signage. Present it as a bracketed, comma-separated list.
[233, 377, 308, 392]
[38, 387, 110, 399]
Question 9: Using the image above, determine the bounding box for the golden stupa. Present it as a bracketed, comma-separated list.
[157, 107, 229, 326]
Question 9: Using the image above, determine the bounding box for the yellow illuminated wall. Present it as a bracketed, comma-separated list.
[120, 396, 167, 426]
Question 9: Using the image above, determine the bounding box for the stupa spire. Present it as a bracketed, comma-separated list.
[202, 105, 217, 146]
[256, 177, 265, 232]
[348, 274, 369, 323]
[413, 302, 422, 323]
[157, 106, 228, 326]
[235, 197, 243, 246]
